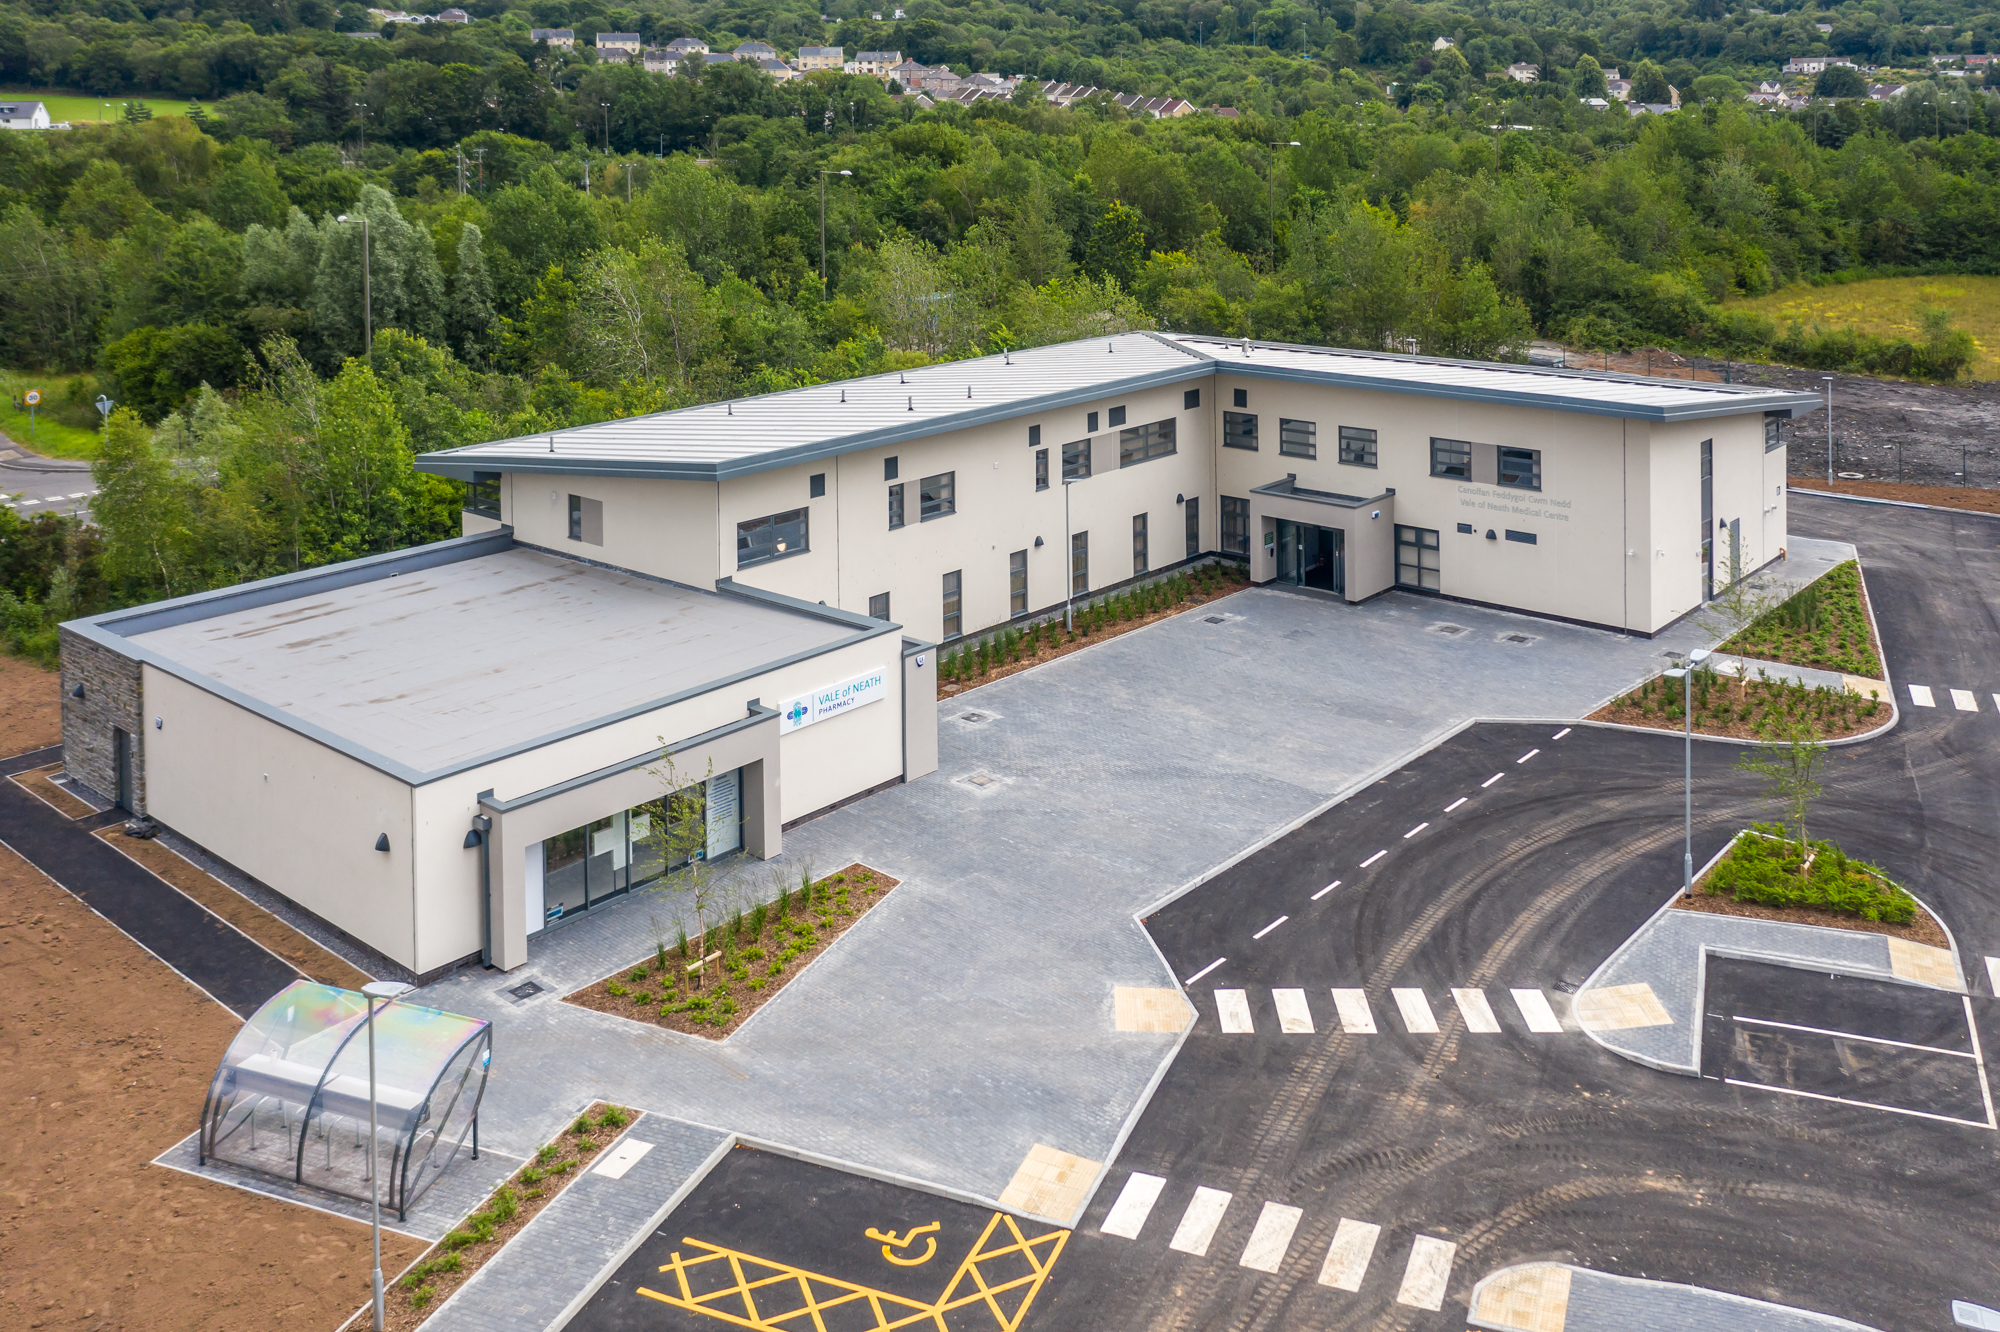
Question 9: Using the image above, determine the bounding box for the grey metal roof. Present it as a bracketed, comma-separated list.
[415, 332, 1821, 484]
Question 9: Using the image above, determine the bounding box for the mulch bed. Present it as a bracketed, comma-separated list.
[357, 1102, 637, 1332]
[1672, 865, 1949, 950]
[563, 863, 899, 1040]
[1588, 674, 1885, 740]
[1721, 560, 1883, 679]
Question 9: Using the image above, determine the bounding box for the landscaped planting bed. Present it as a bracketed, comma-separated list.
[939, 561, 1248, 694]
[1670, 825, 1945, 947]
[355, 1102, 637, 1332]
[563, 863, 898, 1039]
[1722, 560, 1883, 677]
[1591, 668, 1883, 740]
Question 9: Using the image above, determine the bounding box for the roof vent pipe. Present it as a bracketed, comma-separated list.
[907, 396, 913, 411]
[548, 435, 554, 452]
[966, 385, 972, 398]
[840, 388, 846, 402]
[728, 402, 733, 415]
[900, 372, 907, 384]
[1004, 351, 1011, 365]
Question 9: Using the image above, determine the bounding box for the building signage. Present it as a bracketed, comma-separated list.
[779, 665, 888, 734]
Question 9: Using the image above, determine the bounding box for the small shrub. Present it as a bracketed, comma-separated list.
[748, 976, 766, 990]
[598, 1104, 631, 1129]
[677, 927, 690, 959]
[750, 902, 768, 937]
[410, 1284, 437, 1310]
[628, 967, 648, 983]
[632, 990, 655, 1005]
[536, 1144, 560, 1163]
[777, 884, 792, 917]
[606, 981, 628, 998]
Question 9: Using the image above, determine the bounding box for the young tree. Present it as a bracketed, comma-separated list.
[643, 747, 719, 976]
[1736, 714, 1829, 873]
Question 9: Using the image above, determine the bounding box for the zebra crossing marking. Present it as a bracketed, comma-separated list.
[1317, 1217, 1382, 1291]
[1452, 988, 1502, 1033]
[1168, 1186, 1232, 1256]
[1208, 985, 1576, 1038]
[1331, 988, 1376, 1034]
[1392, 988, 1439, 1034]
[1215, 989, 1254, 1034]
[1510, 988, 1565, 1033]
[1985, 956, 2000, 997]
[1951, 689, 1978, 712]
[1396, 1235, 1458, 1311]
[1272, 988, 1315, 1034]
[1910, 684, 1936, 707]
[1238, 1201, 1304, 1273]
[1100, 1171, 1166, 1239]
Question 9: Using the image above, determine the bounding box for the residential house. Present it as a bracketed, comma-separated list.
[756, 56, 799, 81]
[1784, 55, 1850, 74]
[702, 52, 736, 65]
[1210, 105, 1241, 118]
[854, 50, 902, 76]
[1431, 36, 1454, 50]
[642, 48, 686, 73]
[886, 58, 932, 87]
[665, 37, 709, 54]
[796, 45, 845, 70]
[1966, 54, 1997, 67]
[0, 100, 49, 129]
[735, 40, 778, 59]
[530, 28, 575, 46]
[1606, 78, 1632, 99]
[437, 7, 469, 20]
[1506, 62, 1540, 82]
[1579, 97, 1611, 109]
[1113, 92, 1197, 118]
[1630, 102, 1678, 115]
[597, 31, 641, 53]
[1868, 83, 1906, 100]
[597, 46, 632, 64]
[1756, 80, 1783, 93]
[1600, 67, 1620, 80]
[1814, 22, 1833, 32]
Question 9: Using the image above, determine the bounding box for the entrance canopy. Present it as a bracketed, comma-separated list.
[200, 980, 491, 1219]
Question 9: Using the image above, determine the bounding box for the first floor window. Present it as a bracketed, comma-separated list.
[1430, 438, 1471, 479]
[1185, 496, 1200, 559]
[1279, 418, 1316, 459]
[1223, 411, 1257, 451]
[1108, 405, 1127, 426]
[1070, 530, 1088, 594]
[1063, 438, 1091, 480]
[1764, 412, 1784, 452]
[1035, 448, 1049, 491]
[1009, 549, 1028, 615]
[1338, 426, 1377, 468]
[888, 483, 905, 529]
[736, 508, 807, 566]
[809, 472, 827, 498]
[467, 471, 501, 518]
[1232, 387, 1248, 408]
[1132, 512, 1149, 576]
[868, 591, 891, 620]
[884, 455, 899, 480]
[568, 494, 603, 545]
[1498, 446, 1541, 490]
[1395, 524, 1440, 591]
[1505, 529, 1537, 545]
[1221, 496, 1249, 555]
[941, 570, 962, 639]
[1184, 388, 1201, 409]
[1119, 418, 1177, 466]
[920, 471, 955, 521]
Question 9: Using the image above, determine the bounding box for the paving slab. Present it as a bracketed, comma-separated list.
[1470, 1262, 1885, 1332]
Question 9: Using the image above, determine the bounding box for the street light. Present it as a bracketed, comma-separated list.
[361, 979, 414, 1331]
[599, 101, 612, 151]
[819, 168, 851, 294]
[1268, 141, 1300, 264]
[354, 101, 368, 158]
[1662, 645, 1712, 898]
[1822, 373, 1834, 483]
[336, 213, 372, 356]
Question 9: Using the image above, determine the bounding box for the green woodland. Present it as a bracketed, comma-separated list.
[0, 0, 1998, 661]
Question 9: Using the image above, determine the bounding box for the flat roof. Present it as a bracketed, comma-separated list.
[120, 548, 864, 780]
[415, 333, 1823, 484]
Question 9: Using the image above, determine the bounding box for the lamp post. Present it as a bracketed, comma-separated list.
[361, 979, 414, 1331]
[600, 101, 612, 151]
[1661, 646, 1711, 898]
[1822, 373, 1834, 483]
[354, 101, 368, 158]
[819, 168, 851, 295]
[1267, 141, 1300, 266]
[336, 214, 371, 356]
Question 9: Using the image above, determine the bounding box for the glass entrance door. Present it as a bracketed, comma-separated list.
[1275, 520, 1344, 594]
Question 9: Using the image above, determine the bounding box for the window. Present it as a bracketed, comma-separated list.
[1132, 513, 1149, 576]
[1338, 426, 1377, 468]
[1184, 388, 1201, 410]
[1070, 530, 1088, 594]
[888, 483, 905, 530]
[809, 472, 826, 498]
[919, 471, 955, 521]
[737, 508, 807, 567]
[869, 592, 891, 621]
[941, 570, 962, 639]
[1028, 424, 1040, 448]
[1185, 496, 1200, 559]
[1395, 525, 1440, 590]
[1498, 447, 1541, 490]
[1430, 438, 1471, 479]
[884, 455, 899, 480]
[1086, 411, 1099, 433]
[1764, 413, 1784, 453]
[1108, 405, 1127, 427]
[1119, 418, 1177, 467]
[1700, 437, 1714, 599]
[1505, 529, 1537, 545]
[467, 471, 501, 518]
[1009, 549, 1028, 614]
[568, 494, 603, 545]
[1232, 387, 1248, 408]
[1223, 412, 1258, 451]
[1278, 419, 1316, 459]
[1456, 522, 1474, 534]
[1062, 438, 1091, 480]
[1221, 496, 1250, 555]
[1035, 448, 1049, 491]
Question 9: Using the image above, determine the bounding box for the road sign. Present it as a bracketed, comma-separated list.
[22, 390, 38, 405]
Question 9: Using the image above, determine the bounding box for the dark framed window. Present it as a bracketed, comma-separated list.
[1185, 496, 1199, 559]
[1431, 438, 1471, 479]
[568, 493, 583, 540]
[884, 455, 899, 480]
[868, 592, 890, 620]
[941, 570, 962, 639]
[1232, 387, 1248, 408]
[568, 494, 602, 545]
[1035, 448, 1049, 491]
[467, 471, 501, 518]
[1086, 411, 1099, 433]
[809, 472, 826, 498]
[1338, 426, 1377, 467]
[1108, 405, 1126, 427]
[1028, 424, 1040, 448]
[919, 471, 955, 521]
[1070, 530, 1088, 594]
[1764, 412, 1784, 453]
[737, 508, 807, 567]
[888, 483, 905, 529]
[1062, 438, 1091, 480]
[1009, 549, 1027, 614]
[1278, 419, 1316, 459]
[1119, 418, 1176, 467]
[1498, 447, 1541, 490]
[1395, 524, 1440, 590]
[1456, 522, 1474, 534]
[1132, 513, 1149, 576]
[1184, 388, 1201, 409]
[1505, 529, 1537, 545]
[1221, 496, 1250, 554]
[1223, 411, 1258, 451]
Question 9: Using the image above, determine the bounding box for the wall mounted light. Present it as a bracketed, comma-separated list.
[1033, 535, 1044, 547]
[153, 716, 163, 728]
[374, 833, 391, 852]
[462, 829, 483, 849]
[1486, 530, 1497, 540]
[69, 683, 83, 699]
[1176, 493, 1185, 504]
[1371, 510, 1381, 519]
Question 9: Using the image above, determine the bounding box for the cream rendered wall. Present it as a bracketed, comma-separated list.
[727, 382, 1214, 642]
[140, 665, 421, 969]
[499, 470, 720, 586]
[1648, 414, 1771, 617]
[1760, 432, 1790, 567]
[1212, 374, 1639, 630]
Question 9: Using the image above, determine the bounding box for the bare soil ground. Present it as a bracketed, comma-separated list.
[0, 653, 59, 757]
[1786, 475, 2000, 515]
[0, 840, 427, 1332]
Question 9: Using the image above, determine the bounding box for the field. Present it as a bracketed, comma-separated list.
[0, 371, 105, 459]
[1728, 275, 2000, 379]
[0, 89, 194, 125]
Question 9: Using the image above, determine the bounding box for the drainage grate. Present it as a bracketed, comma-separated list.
[1551, 978, 1580, 994]
[960, 712, 987, 723]
[1432, 624, 1467, 636]
[966, 774, 995, 788]
[1204, 616, 1226, 624]
[1505, 634, 1534, 644]
[508, 980, 544, 1000]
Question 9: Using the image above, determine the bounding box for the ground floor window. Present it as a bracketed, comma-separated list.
[1221, 496, 1249, 555]
[1071, 530, 1089, 594]
[534, 770, 742, 930]
[1009, 549, 1028, 615]
[1185, 496, 1199, 559]
[869, 591, 890, 621]
[942, 569, 962, 639]
[1132, 513, 1149, 576]
[1395, 524, 1441, 591]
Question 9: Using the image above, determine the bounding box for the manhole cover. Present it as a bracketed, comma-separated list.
[1837, 471, 1865, 479]
[1552, 979, 1579, 994]
[508, 980, 544, 999]
[966, 774, 995, 788]
[1505, 634, 1534, 644]
[1204, 615, 1226, 624]
[961, 712, 987, 723]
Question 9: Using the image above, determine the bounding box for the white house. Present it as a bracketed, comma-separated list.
[0, 101, 50, 130]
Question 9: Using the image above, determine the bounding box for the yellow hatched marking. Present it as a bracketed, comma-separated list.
[638, 1210, 1069, 1332]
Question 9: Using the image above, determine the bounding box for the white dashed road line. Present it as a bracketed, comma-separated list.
[1312, 880, 1341, 900]
[1511, 988, 1565, 1033]
[1168, 1187, 1232, 1256]
[1444, 797, 1467, 812]
[1482, 772, 1504, 788]
[1101, 1172, 1166, 1239]
[1403, 822, 1428, 839]
[1552, 726, 1571, 739]
[1215, 989, 1254, 1034]
[1909, 684, 1936, 707]
[1360, 849, 1387, 867]
[1517, 748, 1539, 763]
[1184, 958, 1226, 985]
[1392, 988, 1439, 1034]
[1451, 988, 1502, 1033]
[1272, 988, 1315, 1034]
[1331, 988, 1376, 1034]
[1317, 1218, 1382, 1291]
[1238, 1201, 1304, 1273]
[1253, 915, 1288, 939]
[1395, 1235, 1457, 1310]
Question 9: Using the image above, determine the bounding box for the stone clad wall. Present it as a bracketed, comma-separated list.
[59, 628, 144, 813]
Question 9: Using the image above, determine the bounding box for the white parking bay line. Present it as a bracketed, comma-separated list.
[1451, 988, 1502, 1033]
[1395, 1235, 1457, 1311]
[1215, 989, 1255, 1034]
[1238, 1201, 1304, 1273]
[1482, 772, 1504, 788]
[1272, 988, 1315, 1034]
[1392, 988, 1439, 1034]
[1510, 988, 1565, 1033]
[1316, 1218, 1381, 1291]
[1360, 849, 1388, 868]
[1517, 748, 1540, 763]
[1100, 1172, 1167, 1239]
[1986, 956, 2000, 997]
[1909, 684, 1936, 707]
[1312, 880, 1341, 901]
[1168, 1187, 1232, 1256]
[1332, 988, 1377, 1034]
[1951, 689, 1978, 712]
[1253, 915, 1288, 939]
[1404, 822, 1429, 839]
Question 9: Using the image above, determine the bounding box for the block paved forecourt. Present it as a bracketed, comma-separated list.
[414, 547, 1844, 1232]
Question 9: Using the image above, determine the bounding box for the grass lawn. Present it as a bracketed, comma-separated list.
[0, 88, 195, 125]
[1727, 275, 2000, 379]
[0, 370, 105, 460]
[1721, 560, 1882, 678]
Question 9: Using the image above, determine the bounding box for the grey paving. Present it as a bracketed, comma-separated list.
[422, 1114, 730, 1332]
[1470, 1263, 1885, 1332]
